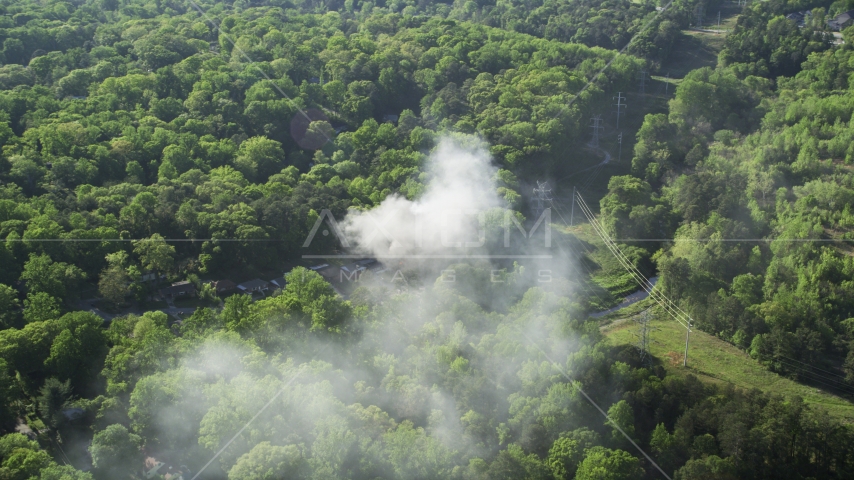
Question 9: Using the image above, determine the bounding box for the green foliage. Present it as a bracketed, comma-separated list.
[483, 443, 551, 479]
[720, 0, 830, 78]
[181, 307, 223, 339]
[0, 433, 58, 480]
[228, 442, 309, 480]
[90, 424, 143, 479]
[98, 251, 131, 306]
[0, 285, 22, 329]
[595, 0, 854, 391]
[199, 283, 218, 305]
[546, 427, 599, 479]
[669, 67, 765, 133]
[132, 234, 175, 277]
[0, 1, 851, 479]
[574, 446, 644, 480]
[102, 311, 175, 395]
[0, 0, 667, 281]
[604, 399, 635, 446]
[23, 293, 60, 324]
[37, 378, 71, 429]
[235, 137, 287, 183]
[281, 267, 352, 332]
[221, 294, 255, 333]
[20, 254, 85, 301]
[674, 455, 737, 480]
[44, 312, 107, 389]
[600, 175, 673, 241]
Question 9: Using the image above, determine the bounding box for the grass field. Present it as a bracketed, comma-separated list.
[603, 310, 854, 423]
[658, 3, 741, 80]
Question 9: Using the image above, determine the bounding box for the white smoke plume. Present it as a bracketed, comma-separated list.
[340, 136, 503, 257]
[108, 136, 593, 480]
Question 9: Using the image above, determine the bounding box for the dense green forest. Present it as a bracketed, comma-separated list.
[603, 0, 854, 390]
[0, 0, 853, 478]
[0, 0, 663, 280]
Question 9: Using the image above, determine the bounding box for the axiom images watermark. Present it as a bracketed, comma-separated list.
[301, 208, 553, 259]
[335, 268, 554, 284]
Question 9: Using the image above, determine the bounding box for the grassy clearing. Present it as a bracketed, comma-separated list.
[658, 4, 742, 79]
[660, 31, 724, 79]
[558, 223, 658, 300]
[603, 313, 854, 423]
[717, 3, 743, 31]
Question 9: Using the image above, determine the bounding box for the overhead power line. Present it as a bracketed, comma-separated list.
[776, 359, 854, 395]
[775, 354, 849, 379]
[614, 92, 626, 130]
[574, 193, 691, 328]
[573, 192, 695, 366]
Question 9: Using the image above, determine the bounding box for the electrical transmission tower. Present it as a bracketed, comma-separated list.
[589, 115, 604, 148]
[695, 5, 705, 27]
[617, 131, 623, 163]
[664, 73, 670, 94]
[717, 10, 721, 26]
[638, 69, 647, 95]
[633, 309, 655, 367]
[533, 181, 552, 219]
[613, 92, 626, 130]
[573, 192, 695, 368]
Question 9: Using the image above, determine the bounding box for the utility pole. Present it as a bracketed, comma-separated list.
[533, 181, 552, 219]
[570, 186, 576, 226]
[589, 114, 603, 148]
[684, 324, 691, 367]
[638, 69, 647, 95]
[613, 92, 626, 130]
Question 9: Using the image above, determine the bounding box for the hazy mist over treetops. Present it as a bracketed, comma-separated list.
[0, 0, 853, 479]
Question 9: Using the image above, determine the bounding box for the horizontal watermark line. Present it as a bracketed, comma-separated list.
[611, 238, 852, 242]
[1, 238, 848, 243]
[0, 238, 280, 242]
[301, 254, 554, 259]
[0, 238, 850, 243]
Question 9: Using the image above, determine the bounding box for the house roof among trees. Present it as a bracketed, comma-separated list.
[211, 279, 237, 292]
[159, 281, 195, 296]
[237, 279, 270, 290]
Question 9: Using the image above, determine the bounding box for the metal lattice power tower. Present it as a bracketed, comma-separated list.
[638, 69, 647, 95]
[533, 181, 552, 218]
[589, 115, 604, 148]
[613, 92, 626, 130]
[634, 309, 656, 367]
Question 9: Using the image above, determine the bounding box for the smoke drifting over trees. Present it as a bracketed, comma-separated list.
[114, 137, 597, 478]
[0, 0, 853, 478]
[341, 137, 503, 258]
